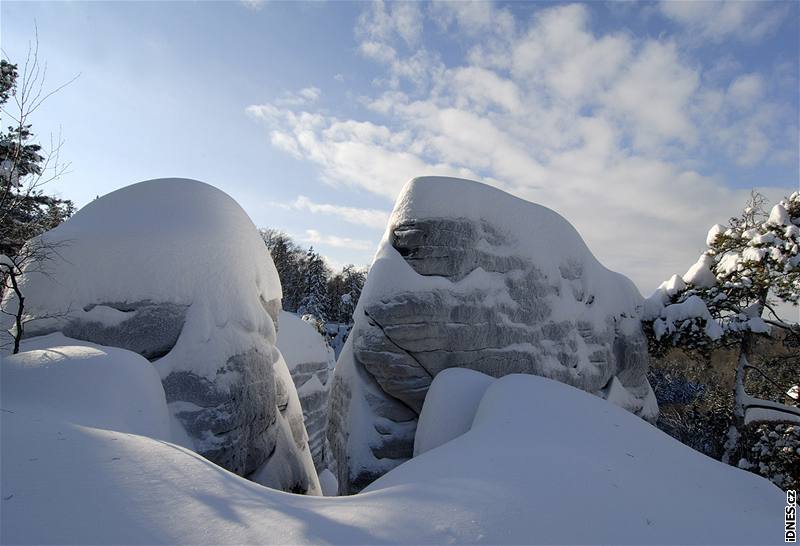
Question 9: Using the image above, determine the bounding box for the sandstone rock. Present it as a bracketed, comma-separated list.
[1, 178, 320, 494]
[276, 311, 336, 472]
[328, 176, 658, 494]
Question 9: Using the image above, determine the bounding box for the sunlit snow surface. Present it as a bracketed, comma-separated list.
[1, 346, 782, 545]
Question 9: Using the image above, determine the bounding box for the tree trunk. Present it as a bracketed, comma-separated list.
[5, 265, 24, 354]
[723, 332, 752, 464]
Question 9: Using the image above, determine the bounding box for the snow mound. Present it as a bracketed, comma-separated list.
[1, 368, 782, 545]
[328, 176, 657, 493]
[2, 334, 170, 440]
[413, 368, 493, 457]
[1, 178, 319, 494]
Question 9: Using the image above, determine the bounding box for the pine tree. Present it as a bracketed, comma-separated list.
[260, 230, 366, 325]
[260, 228, 305, 312]
[643, 191, 800, 463]
[323, 265, 366, 324]
[298, 247, 330, 326]
[340, 265, 365, 324]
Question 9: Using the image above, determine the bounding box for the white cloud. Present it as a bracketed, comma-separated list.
[727, 73, 764, 110]
[240, 0, 265, 11]
[659, 0, 786, 43]
[273, 87, 321, 107]
[448, 67, 522, 113]
[429, 0, 514, 37]
[301, 229, 373, 251]
[281, 195, 390, 230]
[356, 0, 423, 48]
[248, 3, 797, 293]
[247, 102, 476, 198]
[603, 41, 699, 148]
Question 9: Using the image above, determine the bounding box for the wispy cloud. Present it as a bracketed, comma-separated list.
[272, 87, 321, 107]
[301, 229, 373, 251]
[240, 0, 266, 12]
[276, 195, 390, 230]
[659, 0, 787, 43]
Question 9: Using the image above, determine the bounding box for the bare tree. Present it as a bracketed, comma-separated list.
[1, 27, 78, 259]
[0, 237, 70, 354]
[0, 29, 78, 352]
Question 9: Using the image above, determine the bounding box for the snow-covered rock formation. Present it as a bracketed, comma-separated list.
[277, 310, 335, 471]
[328, 176, 658, 493]
[0, 178, 320, 494]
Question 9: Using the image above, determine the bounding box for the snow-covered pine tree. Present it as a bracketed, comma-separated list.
[325, 264, 366, 324]
[643, 191, 800, 464]
[298, 247, 330, 329]
[340, 265, 365, 324]
[260, 228, 306, 312]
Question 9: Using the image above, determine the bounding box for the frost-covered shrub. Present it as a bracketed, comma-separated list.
[737, 422, 800, 491]
[648, 368, 706, 405]
[655, 384, 733, 460]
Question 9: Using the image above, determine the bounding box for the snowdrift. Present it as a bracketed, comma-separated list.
[1, 345, 782, 545]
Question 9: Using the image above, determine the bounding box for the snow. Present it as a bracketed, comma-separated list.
[0, 253, 13, 269]
[706, 223, 725, 246]
[277, 310, 334, 375]
[742, 246, 767, 262]
[745, 407, 800, 425]
[745, 316, 770, 333]
[413, 368, 494, 457]
[325, 322, 351, 359]
[276, 310, 335, 472]
[3, 334, 170, 441]
[744, 395, 800, 425]
[1, 355, 783, 545]
[365, 176, 644, 330]
[652, 295, 723, 340]
[0, 178, 281, 382]
[81, 305, 137, 327]
[767, 203, 790, 226]
[662, 273, 687, 294]
[0, 178, 322, 494]
[250, 349, 322, 496]
[717, 251, 742, 275]
[682, 254, 717, 288]
[331, 176, 656, 491]
[643, 273, 694, 320]
[318, 469, 339, 497]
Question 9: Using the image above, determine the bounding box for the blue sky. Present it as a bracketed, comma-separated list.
[2, 0, 798, 294]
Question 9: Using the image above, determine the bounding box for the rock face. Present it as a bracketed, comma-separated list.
[276, 311, 336, 472]
[328, 176, 658, 494]
[1, 178, 320, 494]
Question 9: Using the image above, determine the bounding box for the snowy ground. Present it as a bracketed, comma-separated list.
[1, 343, 784, 545]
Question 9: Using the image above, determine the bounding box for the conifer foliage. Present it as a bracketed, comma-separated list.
[260, 229, 367, 328]
[642, 191, 800, 467]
